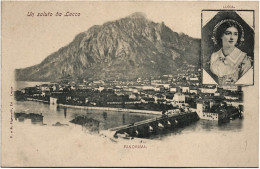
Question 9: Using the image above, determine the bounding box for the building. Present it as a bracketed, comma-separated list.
[162, 84, 170, 89]
[189, 77, 199, 81]
[173, 93, 185, 103]
[85, 98, 89, 103]
[41, 92, 46, 97]
[50, 97, 58, 105]
[97, 86, 105, 92]
[93, 80, 105, 85]
[142, 86, 154, 90]
[129, 93, 138, 100]
[199, 87, 217, 94]
[226, 101, 243, 108]
[196, 103, 219, 121]
[151, 80, 162, 85]
[224, 96, 239, 100]
[190, 89, 198, 94]
[40, 84, 50, 92]
[76, 84, 87, 90]
[154, 87, 161, 92]
[222, 86, 239, 91]
[50, 85, 57, 92]
[170, 87, 177, 93]
[195, 101, 240, 122]
[113, 86, 123, 92]
[21, 89, 26, 94]
[154, 94, 166, 100]
[71, 85, 76, 90]
[128, 88, 138, 93]
[181, 86, 190, 93]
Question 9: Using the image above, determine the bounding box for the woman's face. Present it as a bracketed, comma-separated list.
[221, 26, 238, 48]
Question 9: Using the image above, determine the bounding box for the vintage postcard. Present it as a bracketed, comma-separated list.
[1, 1, 259, 167]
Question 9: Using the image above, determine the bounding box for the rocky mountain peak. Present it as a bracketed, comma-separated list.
[15, 12, 200, 82]
[127, 12, 147, 19]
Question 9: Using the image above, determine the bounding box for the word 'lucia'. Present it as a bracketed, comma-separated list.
[223, 5, 235, 8]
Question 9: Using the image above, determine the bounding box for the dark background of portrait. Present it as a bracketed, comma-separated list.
[202, 10, 255, 83]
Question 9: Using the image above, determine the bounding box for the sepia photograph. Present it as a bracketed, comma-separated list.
[202, 10, 255, 85]
[1, 1, 259, 167]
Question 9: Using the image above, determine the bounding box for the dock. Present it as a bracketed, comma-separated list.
[110, 111, 199, 138]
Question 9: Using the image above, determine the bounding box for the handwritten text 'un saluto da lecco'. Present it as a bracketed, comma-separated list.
[27, 11, 80, 17]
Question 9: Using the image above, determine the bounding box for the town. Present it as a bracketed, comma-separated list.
[15, 62, 243, 123]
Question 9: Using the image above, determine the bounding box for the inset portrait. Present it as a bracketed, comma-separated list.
[202, 10, 254, 85]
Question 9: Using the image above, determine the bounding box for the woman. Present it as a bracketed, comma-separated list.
[210, 19, 252, 85]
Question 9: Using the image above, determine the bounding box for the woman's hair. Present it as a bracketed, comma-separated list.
[213, 20, 244, 47]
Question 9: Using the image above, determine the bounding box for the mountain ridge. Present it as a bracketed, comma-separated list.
[16, 12, 200, 82]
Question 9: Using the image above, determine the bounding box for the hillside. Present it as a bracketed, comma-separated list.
[16, 12, 200, 82]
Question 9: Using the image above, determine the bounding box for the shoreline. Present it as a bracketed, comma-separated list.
[24, 98, 163, 115]
[58, 103, 162, 115]
[27, 98, 49, 103]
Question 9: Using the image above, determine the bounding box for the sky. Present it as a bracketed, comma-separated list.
[2, 1, 258, 69]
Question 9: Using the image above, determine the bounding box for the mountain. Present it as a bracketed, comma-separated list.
[15, 12, 200, 82]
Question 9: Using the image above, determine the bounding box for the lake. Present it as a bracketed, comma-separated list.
[14, 100, 243, 139]
[14, 81, 244, 139]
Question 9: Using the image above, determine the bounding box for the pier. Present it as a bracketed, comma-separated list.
[110, 111, 199, 138]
